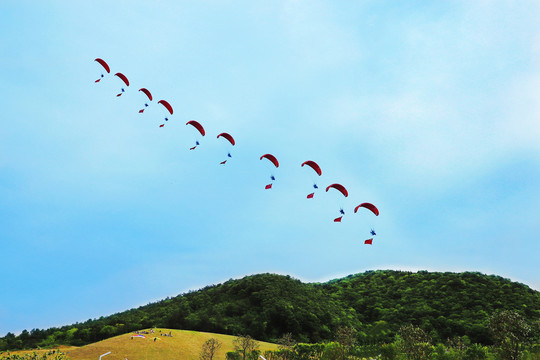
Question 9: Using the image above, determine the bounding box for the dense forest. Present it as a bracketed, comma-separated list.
[1, 270, 539, 350]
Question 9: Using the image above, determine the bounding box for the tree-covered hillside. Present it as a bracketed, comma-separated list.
[1, 270, 539, 350]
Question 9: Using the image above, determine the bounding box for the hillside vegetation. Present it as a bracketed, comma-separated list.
[2, 270, 539, 350]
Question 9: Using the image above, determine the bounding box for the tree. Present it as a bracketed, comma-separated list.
[397, 324, 432, 360]
[276, 333, 296, 360]
[277, 333, 296, 349]
[379, 343, 398, 360]
[233, 335, 259, 360]
[464, 344, 488, 360]
[200, 338, 222, 360]
[334, 326, 356, 360]
[488, 310, 531, 360]
[226, 352, 242, 360]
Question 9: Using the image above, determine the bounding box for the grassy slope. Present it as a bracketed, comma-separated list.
[65, 329, 279, 360]
[2, 346, 78, 357]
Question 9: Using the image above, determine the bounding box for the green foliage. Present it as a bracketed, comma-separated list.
[248, 350, 261, 360]
[293, 343, 325, 360]
[1, 271, 539, 350]
[380, 343, 398, 360]
[321, 342, 342, 360]
[233, 335, 259, 360]
[260, 338, 537, 360]
[463, 344, 488, 360]
[227, 351, 242, 360]
[488, 310, 532, 360]
[397, 324, 432, 360]
[432, 344, 454, 360]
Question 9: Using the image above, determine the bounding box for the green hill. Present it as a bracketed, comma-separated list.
[2, 270, 539, 350]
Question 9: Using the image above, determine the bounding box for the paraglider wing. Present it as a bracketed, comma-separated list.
[158, 100, 173, 115]
[217, 132, 235, 146]
[326, 183, 348, 197]
[334, 216, 343, 222]
[94, 58, 110, 73]
[307, 193, 314, 199]
[364, 238, 373, 245]
[186, 120, 205, 136]
[301, 160, 322, 176]
[354, 203, 379, 216]
[265, 184, 272, 189]
[138, 88, 153, 101]
[260, 154, 279, 168]
[114, 72, 129, 86]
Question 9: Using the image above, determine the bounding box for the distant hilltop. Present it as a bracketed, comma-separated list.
[1, 270, 539, 350]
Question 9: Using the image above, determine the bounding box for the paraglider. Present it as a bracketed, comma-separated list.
[157, 100, 173, 127]
[354, 203, 379, 243]
[302, 160, 322, 198]
[138, 88, 152, 113]
[326, 183, 348, 221]
[94, 58, 110, 83]
[260, 154, 279, 189]
[354, 202, 379, 216]
[186, 120, 205, 136]
[217, 132, 235, 145]
[158, 100, 173, 115]
[186, 120, 205, 150]
[114, 72, 129, 97]
[301, 160, 322, 176]
[326, 183, 348, 197]
[364, 238, 373, 245]
[217, 132, 235, 164]
[260, 154, 279, 168]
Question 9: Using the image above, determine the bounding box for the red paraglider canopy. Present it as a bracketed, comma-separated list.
[114, 73, 129, 86]
[95, 58, 110, 73]
[186, 120, 205, 136]
[326, 183, 348, 197]
[354, 203, 379, 216]
[139, 88, 153, 101]
[260, 154, 279, 168]
[217, 132, 235, 146]
[158, 100, 173, 115]
[364, 238, 373, 245]
[301, 160, 322, 176]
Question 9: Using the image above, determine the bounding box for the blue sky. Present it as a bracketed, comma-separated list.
[1, 1, 539, 336]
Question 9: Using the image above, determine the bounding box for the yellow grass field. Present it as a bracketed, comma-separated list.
[2, 346, 78, 357]
[42, 329, 279, 360]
